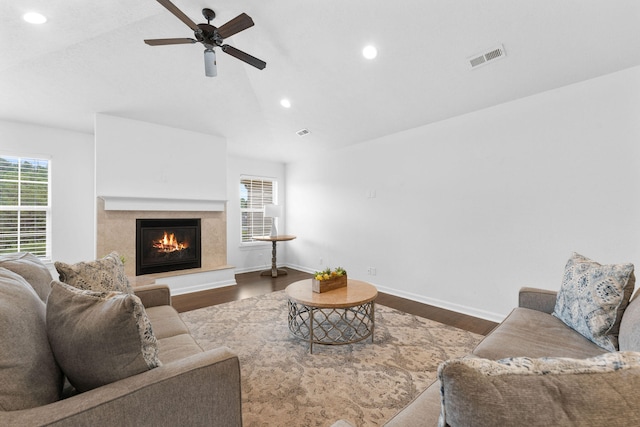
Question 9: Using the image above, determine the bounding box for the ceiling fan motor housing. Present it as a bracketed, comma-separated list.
[196, 23, 222, 49]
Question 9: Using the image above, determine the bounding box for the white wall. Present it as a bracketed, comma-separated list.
[95, 114, 226, 202]
[226, 155, 287, 273]
[285, 65, 640, 321]
[1, 117, 283, 275]
[0, 120, 95, 263]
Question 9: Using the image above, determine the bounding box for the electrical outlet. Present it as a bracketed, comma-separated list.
[319, 258, 323, 265]
[367, 267, 377, 276]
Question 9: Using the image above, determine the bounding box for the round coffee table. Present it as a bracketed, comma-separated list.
[285, 279, 378, 353]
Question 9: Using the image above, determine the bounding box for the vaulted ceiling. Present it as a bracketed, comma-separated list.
[1, 1, 640, 163]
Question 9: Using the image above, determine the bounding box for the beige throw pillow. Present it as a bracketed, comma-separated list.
[55, 252, 133, 294]
[0, 252, 54, 302]
[438, 352, 640, 427]
[0, 268, 62, 410]
[46, 281, 161, 392]
[619, 294, 640, 351]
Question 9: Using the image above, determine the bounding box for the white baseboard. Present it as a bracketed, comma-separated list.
[234, 264, 295, 275]
[233, 266, 268, 274]
[373, 284, 505, 323]
[285, 263, 315, 274]
[283, 263, 505, 323]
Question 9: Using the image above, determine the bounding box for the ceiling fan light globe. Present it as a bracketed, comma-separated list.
[204, 49, 217, 77]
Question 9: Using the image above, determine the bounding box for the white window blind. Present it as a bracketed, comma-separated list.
[240, 176, 276, 243]
[0, 155, 51, 259]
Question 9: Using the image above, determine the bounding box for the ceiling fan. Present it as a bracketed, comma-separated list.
[145, 0, 266, 77]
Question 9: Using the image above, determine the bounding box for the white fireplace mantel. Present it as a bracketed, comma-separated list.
[99, 196, 226, 212]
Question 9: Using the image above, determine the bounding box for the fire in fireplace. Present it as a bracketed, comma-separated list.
[136, 218, 201, 275]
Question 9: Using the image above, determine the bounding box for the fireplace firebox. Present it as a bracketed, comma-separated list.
[136, 218, 201, 276]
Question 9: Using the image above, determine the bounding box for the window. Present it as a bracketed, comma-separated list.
[0, 155, 51, 259]
[240, 176, 276, 243]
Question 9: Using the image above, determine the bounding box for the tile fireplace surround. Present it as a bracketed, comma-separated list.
[96, 198, 232, 293]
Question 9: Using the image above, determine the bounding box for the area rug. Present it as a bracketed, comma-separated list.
[180, 291, 482, 427]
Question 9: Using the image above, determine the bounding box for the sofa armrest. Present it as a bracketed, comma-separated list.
[0, 347, 242, 427]
[518, 287, 557, 314]
[134, 283, 172, 308]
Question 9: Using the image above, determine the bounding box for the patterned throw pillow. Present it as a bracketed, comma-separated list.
[442, 352, 640, 377]
[46, 281, 160, 392]
[55, 252, 133, 294]
[552, 253, 635, 351]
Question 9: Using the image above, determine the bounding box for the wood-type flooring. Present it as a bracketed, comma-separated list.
[172, 268, 498, 335]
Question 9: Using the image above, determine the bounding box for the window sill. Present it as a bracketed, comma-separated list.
[239, 241, 271, 250]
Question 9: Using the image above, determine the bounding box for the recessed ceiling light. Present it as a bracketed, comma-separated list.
[362, 45, 377, 60]
[280, 99, 291, 108]
[23, 12, 47, 24]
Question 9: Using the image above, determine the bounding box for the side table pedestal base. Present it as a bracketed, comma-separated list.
[260, 268, 288, 277]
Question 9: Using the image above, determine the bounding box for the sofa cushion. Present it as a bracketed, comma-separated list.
[552, 252, 635, 351]
[0, 268, 62, 410]
[55, 252, 133, 294]
[473, 307, 607, 360]
[383, 380, 441, 427]
[438, 352, 640, 427]
[145, 305, 191, 339]
[0, 252, 53, 302]
[46, 281, 161, 392]
[156, 333, 204, 364]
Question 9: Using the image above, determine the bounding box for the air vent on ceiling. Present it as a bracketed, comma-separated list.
[468, 44, 506, 69]
[296, 128, 311, 137]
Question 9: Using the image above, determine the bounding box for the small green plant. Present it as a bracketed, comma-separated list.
[105, 253, 126, 265]
[314, 267, 347, 281]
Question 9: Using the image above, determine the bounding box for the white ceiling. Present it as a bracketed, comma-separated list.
[1, 1, 640, 163]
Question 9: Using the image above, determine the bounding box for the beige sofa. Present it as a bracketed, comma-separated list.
[368, 286, 640, 426]
[333, 254, 640, 426]
[0, 253, 242, 427]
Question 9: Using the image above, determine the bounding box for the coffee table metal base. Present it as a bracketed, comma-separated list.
[287, 299, 375, 353]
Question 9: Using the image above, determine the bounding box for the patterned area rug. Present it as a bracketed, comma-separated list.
[180, 291, 482, 427]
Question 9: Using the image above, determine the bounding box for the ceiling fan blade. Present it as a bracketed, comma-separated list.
[144, 38, 196, 46]
[222, 45, 266, 69]
[156, 0, 199, 31]
[216, 13, 254, 39]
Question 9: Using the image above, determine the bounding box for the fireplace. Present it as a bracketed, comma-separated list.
[136, 218, 201, 275]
